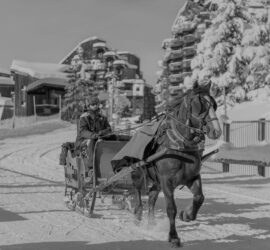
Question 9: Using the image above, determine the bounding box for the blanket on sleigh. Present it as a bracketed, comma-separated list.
[111, 119, 163, 172]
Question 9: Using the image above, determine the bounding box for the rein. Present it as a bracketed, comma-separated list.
[98, 119, 157, 139]
[166, 111, 203, 135]
[164, 90, 216, 148]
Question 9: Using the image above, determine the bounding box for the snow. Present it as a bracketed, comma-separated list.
[212, 142, 270, 163]
[93, 42, 107, 48]
[113, 60, 138, 69]
[217, 86, 270, 120]
[0, 76, 14, 85]
[103, 51, 118, 57]
[58, 36, 105, 64]
[0, 121, 269, 248]
[10, 60, 72, 80]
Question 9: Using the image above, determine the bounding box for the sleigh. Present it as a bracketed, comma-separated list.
[62, 136, 219, 217]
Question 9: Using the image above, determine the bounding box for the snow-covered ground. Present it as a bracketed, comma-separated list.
[0, 123, 269, 249]
[218, 86, 270, 121]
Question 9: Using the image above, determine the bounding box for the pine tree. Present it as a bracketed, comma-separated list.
[190, 0, 250, 106]
[62, 78, 95, 120]
[241, 10, 270, 94]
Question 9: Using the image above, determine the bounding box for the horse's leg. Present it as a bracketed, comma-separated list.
[148, 182, 161, 225]
[161, 177, 181, 247]
[179, 174, 204, 222]
[131, 169, 144, 221]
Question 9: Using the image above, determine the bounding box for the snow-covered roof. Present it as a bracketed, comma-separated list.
[11, 60, 72, 79]
[172, 1, 188, 31]
[93, 42, 107, 48]
[0, 67, 10, 76]
[59, 36, 106, 64]
[113, 60, 138, 69]
[117, 51, 139, 59]
[113, 60, 127, 66]
[26, 78, 67, 92]
[0, 76, 14, 85]
[117, 51, 132, 55]
[103, 51, 118, 58]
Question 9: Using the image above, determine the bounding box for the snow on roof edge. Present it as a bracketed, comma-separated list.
[171, 1, 188, 31]
[117, 51, 139, 59]
[0, 76, 14, 85]
[58, 36, 106, 64]
[0, 67, 10, 76]
[10, 60, 70, 80]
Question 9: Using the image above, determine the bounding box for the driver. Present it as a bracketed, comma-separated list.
[75, 96, 112, 169]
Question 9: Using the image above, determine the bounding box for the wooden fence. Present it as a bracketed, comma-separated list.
[0, 113, 61, 129]
[205, 119, 270, 177]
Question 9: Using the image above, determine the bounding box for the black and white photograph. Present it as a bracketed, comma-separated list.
[0, 0, 269, 249]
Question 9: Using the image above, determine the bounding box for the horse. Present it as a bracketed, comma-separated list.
[131, 84, 222, 247]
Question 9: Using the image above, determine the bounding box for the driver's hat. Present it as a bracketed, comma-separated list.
[89, 96, 100, 106]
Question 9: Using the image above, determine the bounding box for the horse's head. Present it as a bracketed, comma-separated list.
[186, 86, 222, 140]
[166, 85, 222, 145]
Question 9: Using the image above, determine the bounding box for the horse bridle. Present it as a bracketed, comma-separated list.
[165, 91, 217, 145]
[190, 95, 218, 132]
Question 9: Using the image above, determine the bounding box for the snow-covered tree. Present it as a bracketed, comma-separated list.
[62, 78, 95, 120]
[114, 94, 131, 118]
[241, 11, 270, 93]
[190, 0, 250, 104]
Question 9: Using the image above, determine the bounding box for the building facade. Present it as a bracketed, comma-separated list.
[0, 69, 14, 120]
[0, 76, 14, 98]
[60, 37, 155, 119]
[10, 61, 70, 116]
[154, 0, 216, 113]
[11, 36, 155, 119]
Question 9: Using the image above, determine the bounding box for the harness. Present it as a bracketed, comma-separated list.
[156, 89, 218, 152]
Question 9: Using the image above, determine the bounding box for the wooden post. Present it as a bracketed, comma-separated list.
[59, 95, 62, 120]
[258, 118, 266, 177]
[258, 118, 266, 141]
[33, 96, 37, 121]
[125, 121, 131, 136]
[223, 87, 227, 118]
[258, 164, 265, 177]
[223, 122, 230, 172]
[11, 92, 15, 129]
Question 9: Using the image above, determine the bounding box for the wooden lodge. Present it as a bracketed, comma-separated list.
[10, 60, 70, 116]
[0, 76, 14, 98]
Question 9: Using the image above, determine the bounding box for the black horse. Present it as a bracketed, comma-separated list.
[131, 85, 222, 247]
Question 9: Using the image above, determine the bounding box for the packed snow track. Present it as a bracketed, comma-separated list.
[0, 124, 270, 250]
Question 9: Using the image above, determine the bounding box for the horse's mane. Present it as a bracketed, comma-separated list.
[165, 86, 211, 112]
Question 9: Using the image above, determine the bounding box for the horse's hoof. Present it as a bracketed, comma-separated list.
[168, 236, 181, 248]
[179, 211, 191, 222]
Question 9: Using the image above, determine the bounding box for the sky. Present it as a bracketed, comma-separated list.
[0, 0, 185, 85]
